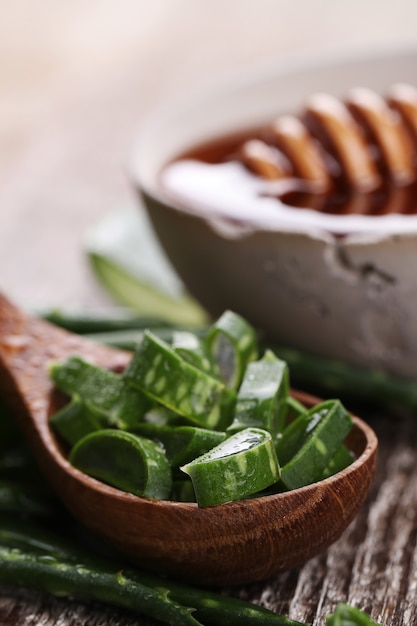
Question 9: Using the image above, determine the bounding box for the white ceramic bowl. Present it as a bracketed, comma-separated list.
[131, 45, 417, 378]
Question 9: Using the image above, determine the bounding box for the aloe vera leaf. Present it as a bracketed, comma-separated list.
[55, 323, 417, 413]
[50, 356, 151, 429]
[39, 306, 171, 334]
[132, 423, 226, 468]
[205, 310, 259, 389]
[321, 445, 355, 479]
[172, 330, 214, 374]
[280, 400, 353, 490]
[50, 399, 103, 447]
[69, 429, 172, 499]
[276, 406, 321, 467]
[86, 206, 208, 326]
[0, 514, 304, 626]
[125, 330, 236, 430]
[228, 350, 289, 438]
[0, 545, 201, 626]
[181, 427, 280, 506]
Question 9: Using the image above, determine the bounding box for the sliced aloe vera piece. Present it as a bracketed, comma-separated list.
[86, 206, 207, 326]
[204, 310, 258, 389]
[50, 356, 151, 430]
[181, 428, 280, 507]
[276, 405, 323, 467]
[132, 423, 226, 468]
[69, 430, 172, 499]
[125, 331, 236, 430]
[142, 405, 185, 427]
[228, 350, 289, 438]
[321, 444, 355, 479]
[171, 331, 213, 374]
[280, 400, 353, 490]
[50, 399, 102, 447]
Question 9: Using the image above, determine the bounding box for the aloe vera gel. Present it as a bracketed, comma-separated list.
[50, 311, 354, 507]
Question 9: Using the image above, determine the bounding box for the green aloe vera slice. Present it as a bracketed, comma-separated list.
[50, 356, 151, 430]
[171, 331, 213, 374]
[50, 399, 102, 447]
[69, 430, 172, 499]
[142, 405, 186, 427]
[132, 423, 226, 468]
[276, 405, 323, 467]
[181, 428, 280, 507]
[125, 331, 236, 430]
[204, 310, 258, 390]
[280, 400, 353, 490]
[227, 350, 289, 438]
[321, 444, 355, 479]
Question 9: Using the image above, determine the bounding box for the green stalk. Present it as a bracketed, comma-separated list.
[0, 514, 303, 626]
[0, 545, 201, 626]
[38, 307, 172, 334]
[269, 343, 417, 411]
[88, 251, 207, 327]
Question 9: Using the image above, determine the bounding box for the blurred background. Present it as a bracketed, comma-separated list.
[1, 0, 417, 311]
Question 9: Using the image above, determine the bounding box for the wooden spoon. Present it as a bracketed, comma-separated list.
[0, 293, 377, 586]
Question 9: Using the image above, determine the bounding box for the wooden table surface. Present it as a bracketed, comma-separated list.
[2, 1, 417, 624]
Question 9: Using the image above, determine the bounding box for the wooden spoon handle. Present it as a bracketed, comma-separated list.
[0, 292, 130, 430]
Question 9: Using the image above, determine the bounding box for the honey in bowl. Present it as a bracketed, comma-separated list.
[161, 84, 417, 235]
[140, 74, 417, 380]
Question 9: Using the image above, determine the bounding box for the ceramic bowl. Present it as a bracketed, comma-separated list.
[131, 45, 417, 378]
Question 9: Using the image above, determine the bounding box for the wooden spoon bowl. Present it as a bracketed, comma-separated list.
[0, 294, 378, 586]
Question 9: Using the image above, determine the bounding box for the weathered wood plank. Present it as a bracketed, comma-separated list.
[0, 410, 414, 625]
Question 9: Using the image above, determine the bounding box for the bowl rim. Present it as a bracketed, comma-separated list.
[130, 42, 417, 239]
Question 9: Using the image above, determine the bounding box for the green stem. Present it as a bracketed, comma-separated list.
[38, 307, 172, 334]
[0, 545, 201, 626]
[0, 514, 303, 626]
[269, 343, 417, 411]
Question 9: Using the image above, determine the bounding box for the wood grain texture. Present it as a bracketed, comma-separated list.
[0, 410, 415, 625]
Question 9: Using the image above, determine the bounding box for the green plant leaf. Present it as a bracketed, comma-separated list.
[86, 206, 208, 327]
